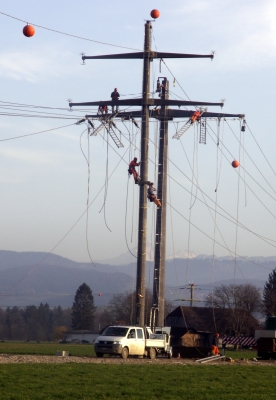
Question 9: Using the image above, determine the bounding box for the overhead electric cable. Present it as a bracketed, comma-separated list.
[161, 59, 191, 101]
[225, 120, 276, 196]
[0, 138, 131, 298]
[0, 112, 77, 120]
[207, 127, 276, 220]
[247, 122, 276, 177]
[115, 121, 276, 272]
[0, 123, 76, 142]
[0, 11, 142, 51]
[79, 126, 97, 268]
[0, 105, 82, 118]
[179, 133, 250, 284]
[167, 202, 273, 271]
[120, 121, 276, 246]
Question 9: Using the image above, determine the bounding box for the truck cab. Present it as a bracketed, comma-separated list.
[94, 325, 171, 359]
[94, 326, 146, 358]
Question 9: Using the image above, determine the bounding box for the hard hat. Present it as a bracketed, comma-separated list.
[215, 333, 219, 337]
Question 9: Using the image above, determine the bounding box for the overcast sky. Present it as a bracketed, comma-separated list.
[0, 0, 276, 270]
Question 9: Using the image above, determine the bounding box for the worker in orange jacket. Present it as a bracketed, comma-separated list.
[128, 157, 141, 184]
[211, 333, 220, 355]
[98, 104, 108, 115]
[190, 110, 201, 123]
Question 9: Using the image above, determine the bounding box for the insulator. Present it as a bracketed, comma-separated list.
[156, 79, 161, 93]
[241, 119, 246, 132]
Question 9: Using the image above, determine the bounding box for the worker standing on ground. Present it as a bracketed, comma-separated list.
[128, 157, 141, 184]
[211, 333, 220, 355]
[147, 182, 161, 207]
[111, 88, 120, 113]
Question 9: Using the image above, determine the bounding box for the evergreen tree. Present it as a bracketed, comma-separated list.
[263, 269, 276, 316]
[71, 283, 96, 330]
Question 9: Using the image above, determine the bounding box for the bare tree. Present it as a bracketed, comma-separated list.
[205, 284, 261, 336]
[108, 289, 174, 326]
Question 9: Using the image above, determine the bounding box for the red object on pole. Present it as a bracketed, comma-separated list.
[232, 160, 240, 168]
[23, 25, 35, 37]
[150, 9, 160, 19]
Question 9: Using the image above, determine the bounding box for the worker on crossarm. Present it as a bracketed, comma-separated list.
[190, 110, 201, 123]
[128, 157, 141, 184]
[147, 182, 161, 207]
[111, 88, 120, 113]
[98, 104, 108, 115]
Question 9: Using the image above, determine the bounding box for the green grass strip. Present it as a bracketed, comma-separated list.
[0, 364, 274, 400]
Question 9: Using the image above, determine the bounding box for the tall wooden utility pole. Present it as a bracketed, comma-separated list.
[69, 13, 245, 327]
[135, 21, 151, 326]
[152, 77, 169, 326]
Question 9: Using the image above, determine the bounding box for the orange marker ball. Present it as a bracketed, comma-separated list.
[23, 25, 35, 37]
[150, 9, 160, 19]
[232, 160, 240, 168]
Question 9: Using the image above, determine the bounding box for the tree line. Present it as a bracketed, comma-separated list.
[0, 304, 72, 341]
[1, 268, 276, 341]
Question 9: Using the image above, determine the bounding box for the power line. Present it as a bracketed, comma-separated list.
[0, 11, 142, 52]
[0, 105, 83, 119]
[167, 201, 273, 271]
[118, 120, 276, 248]
[0, 137, 131, 299]
[110, 121, 276, 270]
[0, 112, 77, 120]
[0, 122, 76, 142]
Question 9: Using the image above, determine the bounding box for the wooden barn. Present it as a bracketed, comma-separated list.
[165, 306, 224, 358]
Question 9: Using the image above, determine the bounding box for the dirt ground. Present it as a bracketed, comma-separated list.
[0, 354, 275, 366]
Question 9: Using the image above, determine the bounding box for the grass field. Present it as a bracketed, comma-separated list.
[0, 341, 94, 357]
[0, 342, 272, 399]
[0, 341, 257, 359]
[0, 363, 275, 400]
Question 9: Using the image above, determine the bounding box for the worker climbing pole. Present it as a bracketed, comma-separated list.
[128, 157, 141, 184]
[147, 182, 161, 207]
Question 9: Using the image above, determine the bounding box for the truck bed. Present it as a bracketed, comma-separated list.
[145, 338, 167, 348]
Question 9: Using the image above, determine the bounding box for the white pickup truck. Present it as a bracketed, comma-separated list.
[94, 325, 172, 359]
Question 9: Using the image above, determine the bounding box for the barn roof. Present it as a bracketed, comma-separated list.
[165, 306, 228, 333]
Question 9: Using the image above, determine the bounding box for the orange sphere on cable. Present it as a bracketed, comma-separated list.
[23, 24, 35, 37]
[232, 160, 240, 168]
[150, 9, 160, 19]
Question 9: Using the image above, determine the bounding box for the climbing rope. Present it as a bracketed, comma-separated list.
[79, 126, 97, 268]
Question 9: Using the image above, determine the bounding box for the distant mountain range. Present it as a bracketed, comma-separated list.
[0, 249, 274, 309]
[95, 245, 196, 265]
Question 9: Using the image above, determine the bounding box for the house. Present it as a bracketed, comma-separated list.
[165, 306, 227, 358]
[64, 330, 99, 344]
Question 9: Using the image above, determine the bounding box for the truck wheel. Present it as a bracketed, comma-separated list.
[121, 347, 129, 359]
[149, 347, 156, 360]
[96, 352, 103, 358]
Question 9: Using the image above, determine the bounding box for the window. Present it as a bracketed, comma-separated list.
[102, 327, 128, 337]
[137, 329, 144, 339]
[128, 329, 136, 339]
